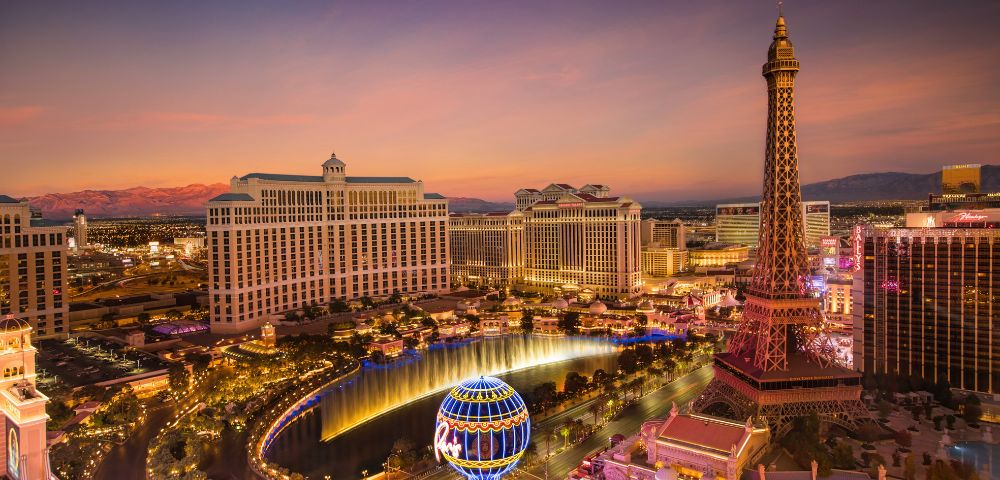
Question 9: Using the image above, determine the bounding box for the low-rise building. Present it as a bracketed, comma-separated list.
[595, 405, 769, 480]
[689, 243, 749, 268]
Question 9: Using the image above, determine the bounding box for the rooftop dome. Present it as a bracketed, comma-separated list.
[502, 296, 523, 306]
[0, 317, 30, 333]
[322, 152, 346, 167]
[551, 297, 569, 309]
[589, 300, 608, 315]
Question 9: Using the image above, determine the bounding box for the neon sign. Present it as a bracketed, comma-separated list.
[433, 422, 462, 461]
[950, 212, 988, 222]
[852, 225, 863, 273]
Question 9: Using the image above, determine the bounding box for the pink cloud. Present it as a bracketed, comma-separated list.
[0, 106, 45, 125]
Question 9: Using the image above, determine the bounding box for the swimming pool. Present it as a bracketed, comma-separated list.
[948, 441, 998, 479]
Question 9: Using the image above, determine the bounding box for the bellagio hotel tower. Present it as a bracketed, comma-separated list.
[206, 153, 449, 334]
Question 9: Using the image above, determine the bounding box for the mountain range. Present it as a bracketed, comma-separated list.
[12, 165, 997, 219]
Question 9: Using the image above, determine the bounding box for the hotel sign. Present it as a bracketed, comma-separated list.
[949, 212, 988, 223]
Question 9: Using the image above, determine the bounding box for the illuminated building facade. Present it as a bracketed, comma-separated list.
[715, 201, 830, 247]
[694, 13, 867, 435]
[640, 247, 689, 277]
[927, 192, 1000, 212]
[72, 209, 87, 249]
[520, 186, 642, 299]
[0, 196, 67, 339]
[596, 405, 769, 480]
[640, 220, 689, 277]
[206, 153, 449, 334]
[688, 244, 749, 268]
[448, 211, 524, 288]
[641, 219, 686, 249]
[715, 203, 760, 248]
[941, 164, 981, 194]
[853, 214, 999, 394]
[0, 318, 52, 480]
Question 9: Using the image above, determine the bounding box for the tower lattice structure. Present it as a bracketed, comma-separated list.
[694, 13, 868, 436]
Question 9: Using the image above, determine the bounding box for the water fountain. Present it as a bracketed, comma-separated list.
[318, 336, 616, 440]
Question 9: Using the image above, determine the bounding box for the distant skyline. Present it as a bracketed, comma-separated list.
[2, 1, 999, 201]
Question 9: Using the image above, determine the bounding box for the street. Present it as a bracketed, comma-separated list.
[423, 365, 713, 479]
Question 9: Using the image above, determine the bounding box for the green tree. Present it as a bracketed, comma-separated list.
[558, 311, 581, 335]
[877, 399, 893, 418]
[831, 442, 855, 469]
[962, 394, 982, 424]
[563, 372, 588, 395]
[328, 298, 350, 313]
[137, 312, 151, 325]
[520, 310, 535, 334]
[617, 348, 640, 375]
[168, 363, 190, 394]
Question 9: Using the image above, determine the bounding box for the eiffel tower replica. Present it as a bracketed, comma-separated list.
[693, 11, 868, 436]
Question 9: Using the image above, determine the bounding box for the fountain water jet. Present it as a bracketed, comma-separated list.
[319, 336, 616, 441]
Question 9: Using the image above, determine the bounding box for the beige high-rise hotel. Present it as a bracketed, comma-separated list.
[449, 183, 642, 299]
[206, 153, 450, 334]
[0, 196, 68, 338]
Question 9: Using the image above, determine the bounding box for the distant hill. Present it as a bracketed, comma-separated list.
[447, 197, 514, 213]
[25, 184, 230, 219]
[18, 185, 513, 219]
[666, 164, 1000, 206]
[17, 165, 998, 218]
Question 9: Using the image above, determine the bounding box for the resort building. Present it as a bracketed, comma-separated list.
[640, 219, 689, 278]
[448, 211, 524, 288]
[715, 201, 830, 247]
[206, 153, 450, 334]
[640, 247, 689, 277]
[688, 243, 749, 269]
[594, 404, 769, 480]
[520, 185, 642, 299]
[853, 208, 1000, 394]
[448, 183, 642, 299]
[0, 195, 68, 339]
[641, 219, 686, 249]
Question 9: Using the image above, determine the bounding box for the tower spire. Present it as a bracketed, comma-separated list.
[693, 12, 870, 438]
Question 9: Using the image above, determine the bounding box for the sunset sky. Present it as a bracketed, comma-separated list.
[2, 0, 998, 201]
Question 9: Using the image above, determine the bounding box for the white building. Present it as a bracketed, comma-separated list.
[206, 153, 450, 334]
[449, 211, 524, 288]
[521, 186, 642, 299]
[72, 209, 87, 249]
[452, 183, 641, 299]
[716, 201, 830, 247]
[0, 317, 53, 479]
[0, 196, 68, 338]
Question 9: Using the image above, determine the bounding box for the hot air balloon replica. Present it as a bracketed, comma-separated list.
[434, 376, 531, 480]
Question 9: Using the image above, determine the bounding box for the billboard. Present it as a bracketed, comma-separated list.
[806, 203, 829, 214]
[716, 206, 759, 216]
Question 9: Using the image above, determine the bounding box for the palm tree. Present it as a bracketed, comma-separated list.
[589, 402, 602, 426]
[559, 422, 571, 449]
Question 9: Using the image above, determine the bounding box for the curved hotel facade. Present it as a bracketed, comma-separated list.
[206, 154, 449, 334]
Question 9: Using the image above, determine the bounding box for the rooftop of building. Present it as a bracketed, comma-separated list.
[238, 172, 417, 184]
[424, 193, 446, 199]
[658, 413, 753, 455]
[0, 194, 23, 204]
[208, 192, 255, 202]
[716, 351, 860, 382]
[692, 242, 748, 251]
